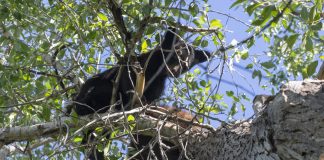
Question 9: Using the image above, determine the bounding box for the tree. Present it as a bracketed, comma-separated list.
[0, 0, 323, 159]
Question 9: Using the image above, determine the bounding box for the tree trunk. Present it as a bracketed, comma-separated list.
[187, 80, 324, 160]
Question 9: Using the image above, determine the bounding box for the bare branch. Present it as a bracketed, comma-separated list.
[0, 106, 210, 146]
[217, 0, 293, 53]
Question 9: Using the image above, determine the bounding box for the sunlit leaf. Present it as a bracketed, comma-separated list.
[98, 13, 108, 21]
[122, 0, 131, 4]
[73, 137, 83, 143]
[141, 39, 148, 52]
[127, 115, 135, 122]
[210, 19, 222, 28]
[241, 50, 249, 60]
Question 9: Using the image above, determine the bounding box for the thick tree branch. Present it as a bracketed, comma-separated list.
[106, 0, 131, 52]
[187, 80, 324, 160]
[0, 107, 209, 147]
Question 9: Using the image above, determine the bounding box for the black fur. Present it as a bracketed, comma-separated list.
[74, 28, 210, 159]
[74, 29, 210, 115]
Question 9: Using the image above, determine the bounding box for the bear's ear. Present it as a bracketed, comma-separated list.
[161, 27, 178, 50]
[193, 50, 211, 65]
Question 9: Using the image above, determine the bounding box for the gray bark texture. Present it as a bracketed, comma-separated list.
[187, 80, 324, 160]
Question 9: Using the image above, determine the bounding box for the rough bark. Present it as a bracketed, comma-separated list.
[187, 80, 324, 160]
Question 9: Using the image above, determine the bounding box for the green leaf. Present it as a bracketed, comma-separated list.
[122, 0, 131, 4]
[252, 5, 275, 26]
[229, 103, 238, 116]
[42, 106, 51, 121]
[282, 19, 288, 29]
[241, 50, 249, 60]
[310, 22, 322, 30]
[217, 32, 224, 40]
[246, 3, 262, 16]
[193, 35, 202, 46]
[98, 13, 108, 21]
[240, 104, 246, 112]
[189, 2, 199, 16]
[201, 40, 208, 47]
[87, 31, 97, 41]
[165, 0, 172, 6]
[200, 80, 206, 87]
[309, 6, 316, 22]
[73, 137, 83, 143]
[261, 5, 275, 17]
[315, 0, 323, 10]
[301, 68, 308, 79]
[15, 40, 29, 52]
[210, 19, 222, 28]
[127, 115, 135, 122]
[146, 26, 155, 36]
[128, 115, 135, 129]
[307, 61, 318, 76]
[300, 6, 308, 21]
[247, 38, 255, 48]
[261, 61, 275, 69]
[213, 94, 223, 100]
[194, 68, 201, 74]
[305, 37, 313, 52]
[23, 74, 31, 81]
[246, 63, 253, 69]
[286, 34, 299, 49]
[320, 56, 324, 60]
[226, 90, 234, 97]
[230, 0, 247, 9]
[13, 12, 23, 21]
[262, 34, 270, 43]
[0, 7, 10, 20]
[95, 127, 104, 133]
[252, 70, 262, 83]
[141, 39, 148, 52]
[233, 96, 239, 102]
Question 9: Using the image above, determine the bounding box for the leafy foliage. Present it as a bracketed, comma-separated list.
[0, 0, 322, 159]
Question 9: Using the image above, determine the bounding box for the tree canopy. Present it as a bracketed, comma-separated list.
[0, 0, 323, 159]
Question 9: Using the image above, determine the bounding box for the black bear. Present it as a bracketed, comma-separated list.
[128, 106, 200, 160]
[74, 29, 210, 115]
[74, 28, 210, 159]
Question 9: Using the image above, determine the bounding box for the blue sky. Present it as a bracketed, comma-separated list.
[194, 0, 272, 122]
